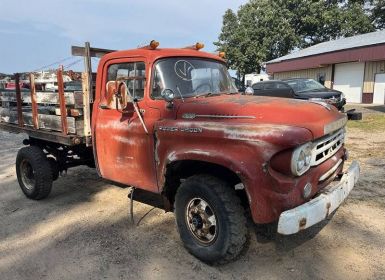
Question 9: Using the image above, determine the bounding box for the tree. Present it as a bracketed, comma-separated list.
[370, 0, 385, 29]
[215, 0, 298, 79]
[215, 0, 380, 77]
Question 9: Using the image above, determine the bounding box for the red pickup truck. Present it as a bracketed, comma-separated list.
[0, 42, 360, 264]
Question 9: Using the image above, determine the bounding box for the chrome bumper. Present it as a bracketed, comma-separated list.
[277, 161, 360, 235]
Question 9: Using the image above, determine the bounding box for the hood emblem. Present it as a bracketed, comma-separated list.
[182, 113, 256, 119]
[308, 99, 331, 110]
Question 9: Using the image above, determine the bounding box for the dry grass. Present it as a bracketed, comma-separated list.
[347, 113, 385, 132]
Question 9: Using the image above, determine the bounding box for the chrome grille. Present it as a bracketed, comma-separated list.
[311, 128, 345, 166]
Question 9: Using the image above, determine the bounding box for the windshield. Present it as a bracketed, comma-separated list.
[152, 58, 238, 99]
[286, 79, 325, 93]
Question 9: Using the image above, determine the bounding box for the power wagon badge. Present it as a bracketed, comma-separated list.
[158, 126, 203, 133]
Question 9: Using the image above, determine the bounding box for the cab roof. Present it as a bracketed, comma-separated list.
[100, 48, 225, 64]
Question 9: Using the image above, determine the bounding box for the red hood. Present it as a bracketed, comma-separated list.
[175, 94, 346, 139]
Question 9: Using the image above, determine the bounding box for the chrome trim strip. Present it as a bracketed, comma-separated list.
[182, 113, 255, 119]
[319, 159, 343, 181]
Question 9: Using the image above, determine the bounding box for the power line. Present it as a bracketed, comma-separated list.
[63, 59, 83, 70]
[32, 56, 74, 72]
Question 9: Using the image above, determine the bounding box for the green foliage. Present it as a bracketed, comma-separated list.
[370, 0, 385, 29]
[215, 0, 382, 77]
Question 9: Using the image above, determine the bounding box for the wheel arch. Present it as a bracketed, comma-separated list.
[161, 159, 250, 212]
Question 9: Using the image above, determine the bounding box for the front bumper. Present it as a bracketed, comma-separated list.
[277, 160, 360, 235]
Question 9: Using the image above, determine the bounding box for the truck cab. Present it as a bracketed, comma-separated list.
[8, 42, 360, 264]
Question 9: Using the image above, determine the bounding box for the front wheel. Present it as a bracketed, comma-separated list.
[16, 146, 53, 200]
[174, 175, 247, 264]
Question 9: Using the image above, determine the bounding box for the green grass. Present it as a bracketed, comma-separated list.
[347, 113, 385, 132]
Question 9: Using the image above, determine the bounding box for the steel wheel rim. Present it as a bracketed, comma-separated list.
[20, 159, 35, 190]
[185, 197, 217, 244]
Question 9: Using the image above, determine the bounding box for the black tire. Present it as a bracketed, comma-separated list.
[16, 146, 53, 200]
[174, 174, 247, 264]
[48, 157, 59, 181]
[348, 111, 362, 120]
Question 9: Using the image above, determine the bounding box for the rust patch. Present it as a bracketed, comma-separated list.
[299, 218, 307, 230]
[325, 202, 331, 218]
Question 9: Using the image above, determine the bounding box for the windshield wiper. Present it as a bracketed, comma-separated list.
[204, 92, 221, 97]
[176, 85, 185, 102]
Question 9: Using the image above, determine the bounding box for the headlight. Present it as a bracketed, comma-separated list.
[291, 142, 313, 176]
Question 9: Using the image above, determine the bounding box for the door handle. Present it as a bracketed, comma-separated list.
[99, 104, 110, 109]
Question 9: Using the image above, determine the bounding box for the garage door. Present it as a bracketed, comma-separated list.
[373, 73, 385, 105]
[333, 62, 365, 103]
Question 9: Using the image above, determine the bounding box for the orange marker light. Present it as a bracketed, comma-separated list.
[218, 51, 225, 58]
[150, 40, 159, 49]
[195, 42, 204, 50]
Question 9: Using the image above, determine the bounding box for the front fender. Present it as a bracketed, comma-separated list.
[158, 146, 255, 187]
[154, 121, 313, 223]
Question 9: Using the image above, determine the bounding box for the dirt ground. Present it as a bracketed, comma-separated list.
[0, 105, 384, 280]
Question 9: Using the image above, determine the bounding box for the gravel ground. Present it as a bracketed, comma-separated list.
[0, 108, 384, 280]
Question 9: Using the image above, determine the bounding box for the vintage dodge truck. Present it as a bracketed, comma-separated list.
[0, 41, 359, 263]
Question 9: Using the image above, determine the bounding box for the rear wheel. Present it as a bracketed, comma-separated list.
[16, 146, 53, 200]
[48, 157, 59, 181]
[174, 175, 247, 264]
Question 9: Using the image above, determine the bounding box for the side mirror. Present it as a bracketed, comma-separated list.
[105, 81, 128, 110]
[161, 88, 175, 102]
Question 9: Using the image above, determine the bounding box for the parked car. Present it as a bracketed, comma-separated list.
[252, 78, 346, 110]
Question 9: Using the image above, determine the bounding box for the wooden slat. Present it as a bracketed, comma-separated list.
[0, 122, 84, 146]
[29, 73, 39, 129]
[82, 72, 92, 146]
[84, 42, 94, 103]
[14, 73, 24, 127]
[0, 90, 83, 107]
[71, 45, 115, 58]
[0, 108, 83, 135]
[57, 68, 68, 135]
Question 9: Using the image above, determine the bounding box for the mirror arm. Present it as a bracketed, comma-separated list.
[131, 100, 149, 134]
[99, 104, 110, 109]
[166, 101, 174, 109]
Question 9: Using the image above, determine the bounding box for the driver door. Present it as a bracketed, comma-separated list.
[94, 57, 160, 192]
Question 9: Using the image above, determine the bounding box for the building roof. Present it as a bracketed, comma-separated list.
[267, 29, 385, 64]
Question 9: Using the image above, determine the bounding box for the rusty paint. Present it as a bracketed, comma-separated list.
[325, 202, 331, 218]
[14, 73, 24, 127]
[29, 73, 39, 129]
[57, 68, 68, 135]
[299, 218, 307, 229]
[86, 48, 351, 223]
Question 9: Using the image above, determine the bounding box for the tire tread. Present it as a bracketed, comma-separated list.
[175, 174, 247, 264]
[16, 146, 53, 200]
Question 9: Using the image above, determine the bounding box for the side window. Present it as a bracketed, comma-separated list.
[252, 83, 264, 90]
[107, 62, 146, 100]
[276, 83, 290, 89]
[264, 83, 276, 89]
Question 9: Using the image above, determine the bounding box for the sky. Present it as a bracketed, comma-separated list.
[0, 0, 246, 74]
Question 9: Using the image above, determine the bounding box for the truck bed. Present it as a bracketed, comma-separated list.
[0, 72, 92, 146]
